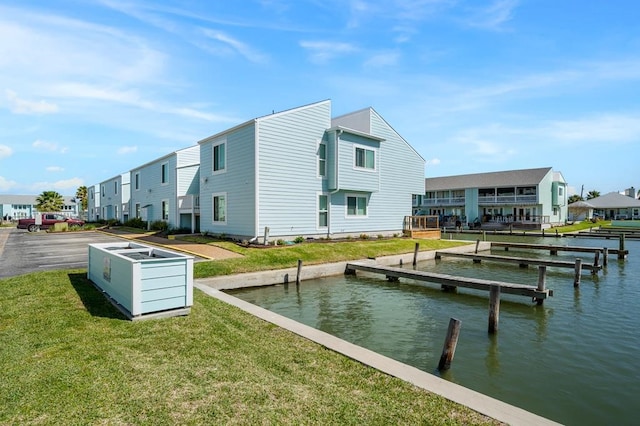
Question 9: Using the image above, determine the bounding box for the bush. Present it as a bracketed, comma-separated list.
[150, 220, 168, 231]
[276, 239, 285, 246]
[359, 233, 370, 240]
[124, 217, 146, 229]
[293, 236, 304, 244]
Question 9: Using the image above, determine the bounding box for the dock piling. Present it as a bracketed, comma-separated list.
[475, 239, 480, 254]
[296, 259, 303, 285]
[593, 251, 600, 274]
[603, 247, 608, 267]
[536, 266, 546, 305]
[413, 242, 420, 267]
[619, 234, 626, 259]
[488, 285, 500, 334]
[438, 318, 461, 371]
[574, 259, 582, 287]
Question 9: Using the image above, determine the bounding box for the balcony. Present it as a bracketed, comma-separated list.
[178, 195, 200, 214]
[478, 195, 537, 205]
[420, 197, 466, 206]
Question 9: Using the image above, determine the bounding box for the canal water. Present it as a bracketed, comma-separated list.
[230, 234, 640, 425]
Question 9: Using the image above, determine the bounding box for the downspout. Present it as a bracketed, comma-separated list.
[253, 119, 261, 242]
[328, 129, 342, 236]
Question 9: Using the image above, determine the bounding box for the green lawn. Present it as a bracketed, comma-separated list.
[0, 269, 498, 425]
[187, 237, 467, 278]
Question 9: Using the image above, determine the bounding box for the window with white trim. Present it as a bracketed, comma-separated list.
[213, 193, 226, 223]
[135, 203, 141, 219]
[135, 172, 140, 190]
[114, 181, 118, 194]
[318, 194, 328, 227]
[318, 142, 327, 177]
[213, 142, 226, 173]
[354, 146, 375, 170]
[115, 205, 119, 220]
[346, 195, 367, 217]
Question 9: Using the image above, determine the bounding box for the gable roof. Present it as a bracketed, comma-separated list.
[425, 167, 553, 191]
[587, 192, 640, 208]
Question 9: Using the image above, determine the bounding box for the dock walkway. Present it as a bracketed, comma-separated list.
[345, 261, 552, 302]
[490, 241, 625, 256]
[435, 251, 600, 272]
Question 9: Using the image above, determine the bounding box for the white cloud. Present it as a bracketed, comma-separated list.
[33, 139, 64, 152]
[200, 29, 268, 63]
[46, 166, 65, 172]
[31, 177, 84, 192]
[462, 0, 518, 31]
[5, 89, 58, 114]
[300, 40, 357, 64]
[0, 144, 12, 159]
[117, 146, 138, 155]
[545, 114, 640, 144]
[0, 176, 17, 191]
[426, 158, 441, 166]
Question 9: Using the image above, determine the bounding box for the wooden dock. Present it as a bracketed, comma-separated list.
[345, 261, 552, 303]
[490, 241, 626, 256]
[435, 251, 601, 272]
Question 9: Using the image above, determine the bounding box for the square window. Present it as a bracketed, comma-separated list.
[347, 195, 367, 216]
[355, 147, 375, 169]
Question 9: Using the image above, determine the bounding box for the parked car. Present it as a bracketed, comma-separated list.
[17, 213, 84, 232]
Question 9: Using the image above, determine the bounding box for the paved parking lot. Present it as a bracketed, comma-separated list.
[0, 228, 128, 279]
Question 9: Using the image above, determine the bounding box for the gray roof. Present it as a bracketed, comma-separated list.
[586, 192, 640, 209]
[425, 167, 554, 191]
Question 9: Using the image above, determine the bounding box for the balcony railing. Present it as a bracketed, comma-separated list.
[478, 195, 537, 205]
[419, 197, 466, 206]
[178, 195, 200, 213]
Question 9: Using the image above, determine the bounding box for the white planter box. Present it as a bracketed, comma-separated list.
[88, 242, 194, 320]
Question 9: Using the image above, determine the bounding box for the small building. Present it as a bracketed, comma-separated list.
[129, 145, 200, 232]
[87, 184, 101, 222]
[98, 173, 130, 223]
[414, 167, 568, 229]
[198, 100, 425, 241]
[0, 194, 79, 220]
[585, 192, 640, 220]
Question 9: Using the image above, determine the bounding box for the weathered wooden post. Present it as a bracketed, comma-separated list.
[574, 259, 582, 287]
[542, 228, 545, 237]
[488, 285, 500, 334]
[475, 239, 480, 254]
[482, 231, 486, 241]
[618, 234, 626, 259]
[603, 247, 608, 267]
[264, 226, 270, 245]
[413, 242, 420, 267]
[296, 259, 303, 285]
[592, 251, 600, 274]
[555, 229, 559, 238]
[536, 266, 546, 305]
[438, 318, 461, 371]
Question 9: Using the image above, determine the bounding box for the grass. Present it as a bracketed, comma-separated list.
[547, 219, 612, 234]
[184, 236, 468, 278]
[0, 270, 499, 425]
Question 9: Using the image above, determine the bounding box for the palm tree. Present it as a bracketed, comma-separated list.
[36, 191, 65, 212]
[75, 185, 88, 212]
[586, 190, 600, 200]
[568, 194, 584, 204]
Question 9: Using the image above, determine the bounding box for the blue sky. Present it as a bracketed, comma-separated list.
[1, 0, 639, 197]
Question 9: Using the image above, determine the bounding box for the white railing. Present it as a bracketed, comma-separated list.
[478, 195, 537, 204]
[178, 195, 200, 212]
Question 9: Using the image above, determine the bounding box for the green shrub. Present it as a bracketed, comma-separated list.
[377, 234, 385, 239]
[359, 233, 370, 240]
[124, 217, 146, 229]
[293, 236, 304, 244]
[276, 239, 285, 246]
[150, 220, 168, 231]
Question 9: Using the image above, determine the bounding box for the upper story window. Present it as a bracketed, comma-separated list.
[213, 141, 226, 173]
[558, 186, 564, 197]
[318, 142, 327, 177]
[135, 172, 140, 190]
[101, 185, 105, 197]
[114, 181, 118, 195]
[161, 163, 168, 184]
[90, 189, 94, 200]
[354, 146, 375, 170]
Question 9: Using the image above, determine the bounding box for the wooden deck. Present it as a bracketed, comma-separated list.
[345, 261, 552, 302]
[435, 251, 601, 272]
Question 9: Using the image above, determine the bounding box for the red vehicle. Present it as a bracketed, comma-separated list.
[17, 213, 85, 232]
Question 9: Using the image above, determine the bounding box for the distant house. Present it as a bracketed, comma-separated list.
[129, 145, 200, 232]
[0, 194, 79, 220]
[414, 167, 568, 229]
[98, 173, 130, 222]
[87, 184, 101, 222]
[198, 100, 425, 241]
[580, 192, 640, 220]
